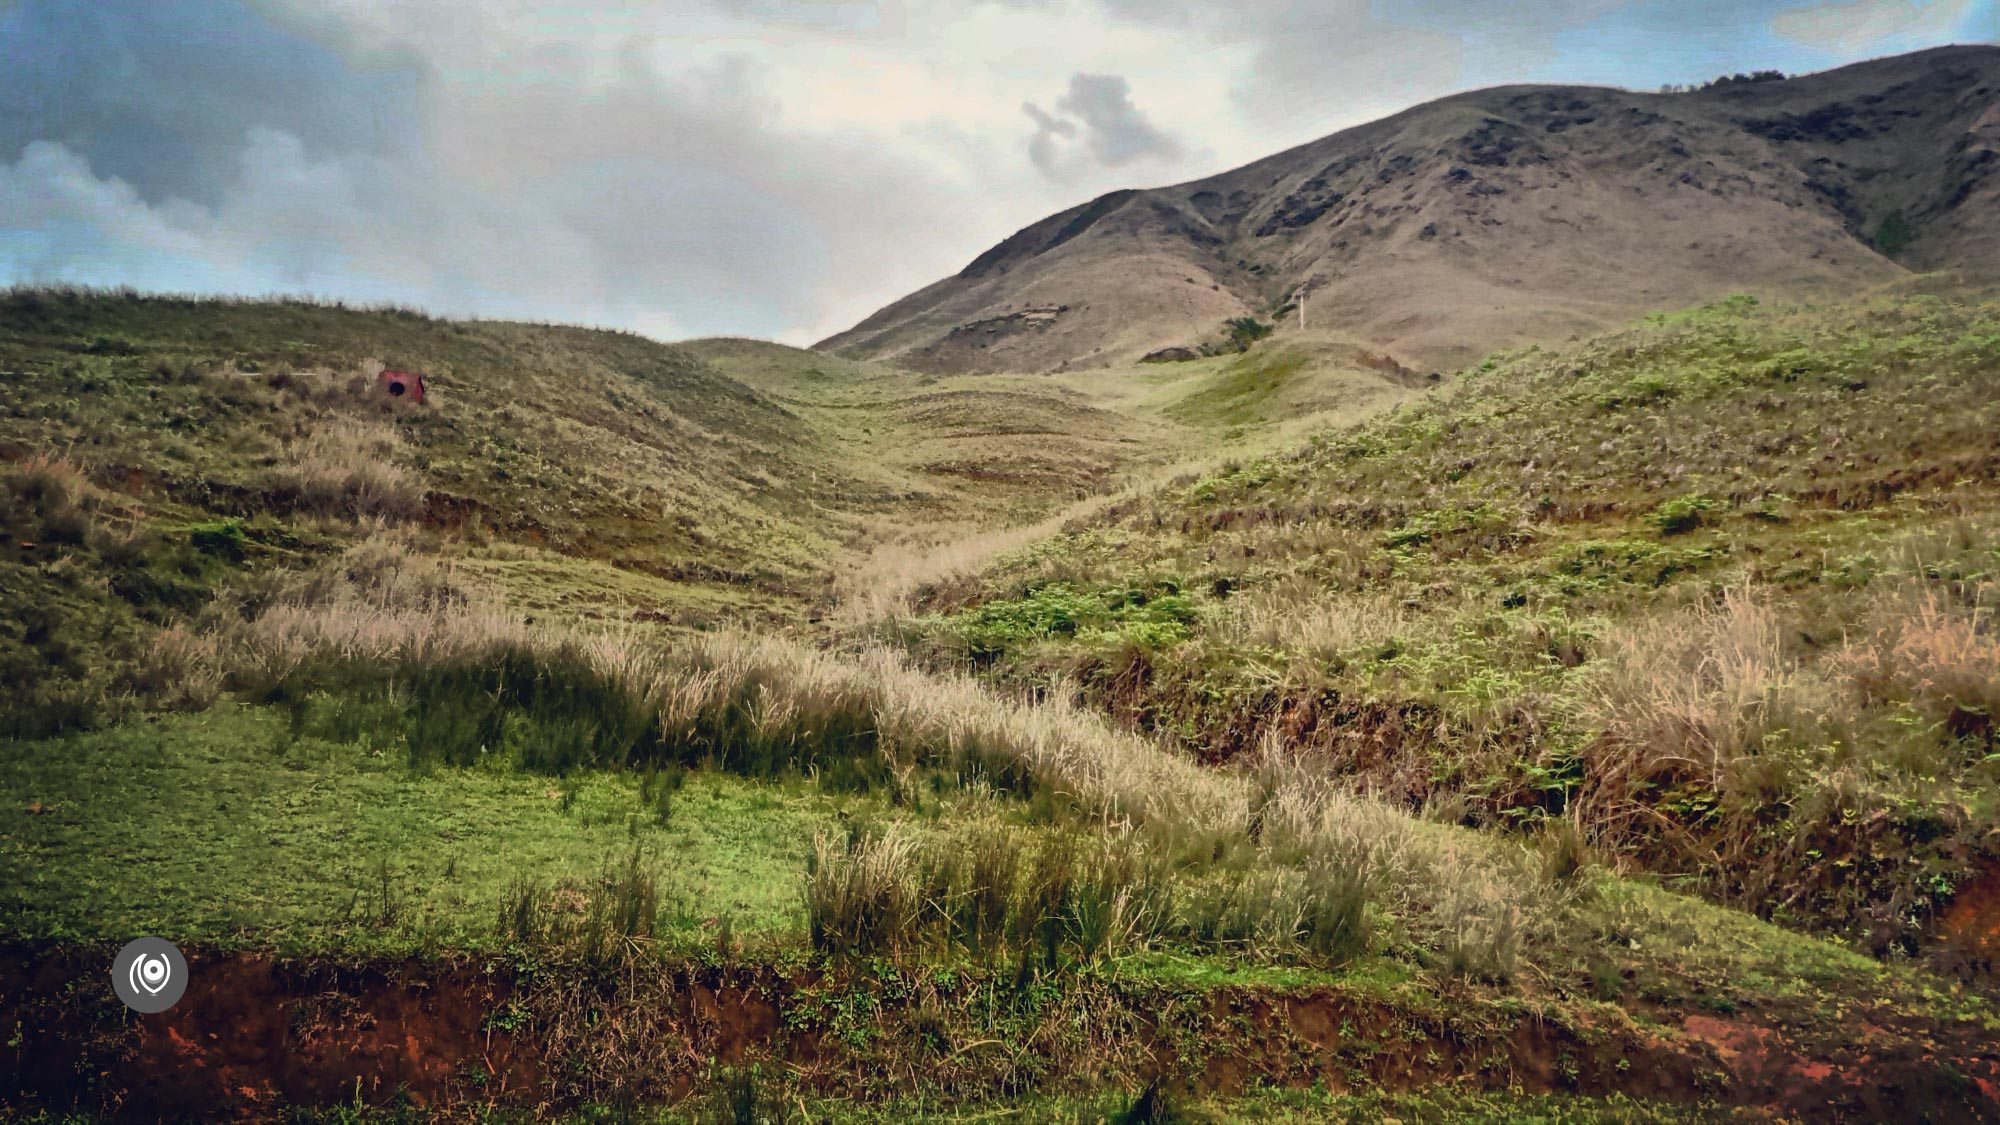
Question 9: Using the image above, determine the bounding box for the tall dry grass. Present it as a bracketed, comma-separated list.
[835, 507, 1115, 627]
[129, 625, 227, 711]
[1, 451, 140, 547]
[834, 452, 1242, 627]
[1219, 582, 1412, 669]
[1834, 584, 2000, 729]
[1570, 576, 1999, 914]
[267, 418, 424, 522]
[1571, 588, 1816, 845]
[201, 545, 1544, 971]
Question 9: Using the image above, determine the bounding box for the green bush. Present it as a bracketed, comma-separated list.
[1385, 504, 1520, 551]
[1223, 316, 1274, 351]
[948, 582, 1201, 656]
[188, 519, 247, 562]
[1873, 211, 1912, 256]
[1648, 493, 1722, 536]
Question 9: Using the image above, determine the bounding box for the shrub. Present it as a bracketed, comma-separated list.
[188, 519, 247, 562]
[1223, 316, 1273, 351]
[1648, 492, 1722, 536]
[1873, 210, 1912, 256]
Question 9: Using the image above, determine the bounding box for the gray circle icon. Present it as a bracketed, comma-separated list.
[111, 937, 188, 1013]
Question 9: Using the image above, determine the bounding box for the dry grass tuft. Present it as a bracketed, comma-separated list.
[1221, 583, 1411, 669]
[267, 419, 424, 522]
[1835, 584, 2000, 730]
[129, 625, 227, 711]
[1572, 588, 1823, 847]
[1, 451, 139, 547]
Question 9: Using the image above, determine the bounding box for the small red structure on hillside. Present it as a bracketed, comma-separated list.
[376, 368, 426, 405]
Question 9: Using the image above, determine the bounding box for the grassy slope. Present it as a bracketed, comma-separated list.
[0, 292, 1202, 739]
[7, 288, 2000, 1119]
[890, 290, 2000, 956]
[10, 691, 2000, 1121]
[1070, 332, 1420, 447]
[0, 290, 837, 567]
[0, 291, 868, 641]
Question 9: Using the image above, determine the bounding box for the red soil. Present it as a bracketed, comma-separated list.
[4, 946, 1997, 1121]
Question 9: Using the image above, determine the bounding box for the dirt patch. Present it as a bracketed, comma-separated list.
[1940, 855, 2000, 980]
[5, 945, 1997, 1120]
[1681, 1012, 2000, 1124]
[1, 950, 540, 1120]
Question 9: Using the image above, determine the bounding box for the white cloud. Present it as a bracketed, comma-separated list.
[240, 0, 1250, 341]
[1773, 0, 1972, 50]
[0, 134, 661, 330]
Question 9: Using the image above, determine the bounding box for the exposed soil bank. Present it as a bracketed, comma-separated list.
[1942, 859, 2000, 979]
[3, 945, 1996, 1121]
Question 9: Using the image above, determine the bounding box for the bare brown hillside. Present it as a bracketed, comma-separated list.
[819, 45, 2000, 374]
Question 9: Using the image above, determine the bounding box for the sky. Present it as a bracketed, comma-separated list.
[1, 0, 1994, 344]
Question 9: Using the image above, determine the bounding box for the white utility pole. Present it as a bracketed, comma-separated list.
[1296, 284, 1309, 332]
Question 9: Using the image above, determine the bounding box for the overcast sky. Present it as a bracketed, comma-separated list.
[1, 0, 1994, 344]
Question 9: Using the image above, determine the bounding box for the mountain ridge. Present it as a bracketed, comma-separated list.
[820, 44, 2000, 374]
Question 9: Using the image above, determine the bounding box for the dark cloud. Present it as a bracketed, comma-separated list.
[1024, 73, 1181, 179]
[0, 0, 421, 208]
[0, 0, 966, 340]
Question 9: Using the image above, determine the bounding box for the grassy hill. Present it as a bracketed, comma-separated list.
[0, 290, 1219, 738]
[821, 46, 2000, 375]
[880, 288, 2000, 964]
[6, 285, 2000, 1119]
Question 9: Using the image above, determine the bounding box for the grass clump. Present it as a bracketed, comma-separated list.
[804, 818, 1380, 972]
[266, 418, 425, 523]
[941, 580, 1202, 658]
[1647, 492, 1722, 535]
[499, 844, 687, 961]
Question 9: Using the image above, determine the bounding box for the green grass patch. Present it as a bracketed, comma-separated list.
[939, 581, 1203, 657]
[1164, 345, 1309, 428]
[0, 705, 868, 952]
